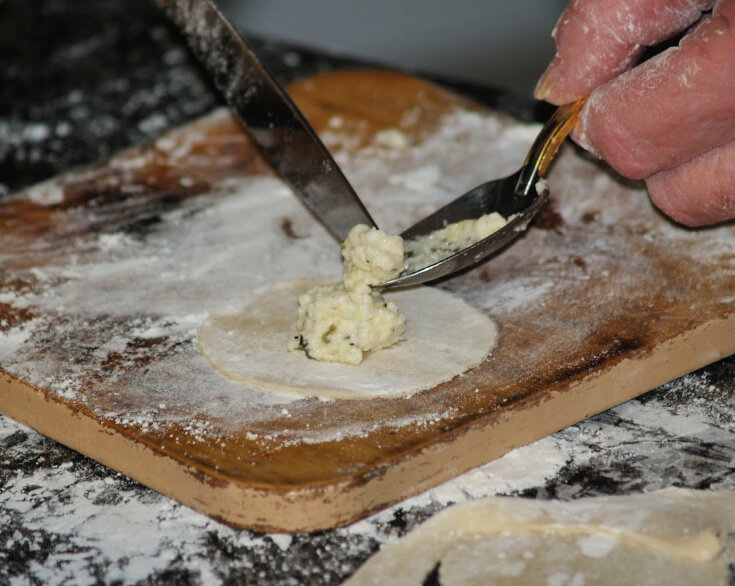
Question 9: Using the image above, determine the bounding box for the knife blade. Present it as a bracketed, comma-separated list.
[155, 0, 377, 241]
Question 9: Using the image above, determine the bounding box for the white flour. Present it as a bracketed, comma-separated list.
[0, 99, 733, 579]
[0, 412, 579, 583]
[3, 367, 732, 584]
[0, 103, 733, 445]
[0, 107, 556, 435]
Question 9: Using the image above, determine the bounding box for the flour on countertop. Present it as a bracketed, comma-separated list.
[0, 107, 544, 438]
[374, 128, 410, 150]
[1, 104, 733, 446]
[2, 365, 733, 584]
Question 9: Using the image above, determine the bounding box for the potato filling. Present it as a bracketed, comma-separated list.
[288, 225, 405, 365]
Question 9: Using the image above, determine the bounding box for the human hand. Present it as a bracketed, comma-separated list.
[535, 0, 735, 226]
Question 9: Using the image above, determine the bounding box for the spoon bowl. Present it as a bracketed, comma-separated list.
[380, 99, 585, 289]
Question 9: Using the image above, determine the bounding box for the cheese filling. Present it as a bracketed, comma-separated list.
[288, 225, 406, 365]
[403, 211, 509, 273]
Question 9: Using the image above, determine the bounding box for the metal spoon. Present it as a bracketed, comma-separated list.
[379, 99, 585, 289]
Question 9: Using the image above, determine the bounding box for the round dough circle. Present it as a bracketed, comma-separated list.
[198, 279, 498, 399]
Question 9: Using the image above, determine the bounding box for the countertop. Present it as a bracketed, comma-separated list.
[1, 1, 733, 584]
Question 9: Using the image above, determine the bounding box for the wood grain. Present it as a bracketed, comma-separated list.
[1, 69, 733, 532]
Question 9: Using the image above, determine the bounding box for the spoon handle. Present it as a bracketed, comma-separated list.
[516, 98, 586, 196]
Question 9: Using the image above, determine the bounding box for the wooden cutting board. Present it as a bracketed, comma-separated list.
[1, 69, 733, 533]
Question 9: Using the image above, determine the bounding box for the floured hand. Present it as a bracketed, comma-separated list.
[536, 0, 735, 227]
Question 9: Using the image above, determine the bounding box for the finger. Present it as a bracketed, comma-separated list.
[536, 0, 714, 103]
[647, 139, 735, 226]
[573, 2, 735, 180]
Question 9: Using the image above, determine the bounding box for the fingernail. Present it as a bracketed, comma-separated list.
[534, 55, 562, 100]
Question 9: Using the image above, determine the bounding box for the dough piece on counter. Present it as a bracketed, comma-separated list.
[344, 488, 735, 585]
[198, 279, 497, 399]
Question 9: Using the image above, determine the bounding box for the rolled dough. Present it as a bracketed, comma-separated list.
[198, 279, 498, 399]
[344, 488, 735, 585]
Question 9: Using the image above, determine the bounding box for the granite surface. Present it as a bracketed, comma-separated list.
[1, 1, 734, 584]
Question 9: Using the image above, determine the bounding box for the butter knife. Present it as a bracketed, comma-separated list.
[155, 0, 376, 241]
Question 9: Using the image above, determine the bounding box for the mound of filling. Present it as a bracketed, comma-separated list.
[288, 225, 406, 365]
[403, 211, 509, 273]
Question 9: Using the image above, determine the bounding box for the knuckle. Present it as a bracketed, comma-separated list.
[647, 153, 735, 226]
[646, 175, 699, 226]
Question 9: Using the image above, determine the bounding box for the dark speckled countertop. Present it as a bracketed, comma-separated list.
[1, 1, 734, 584]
